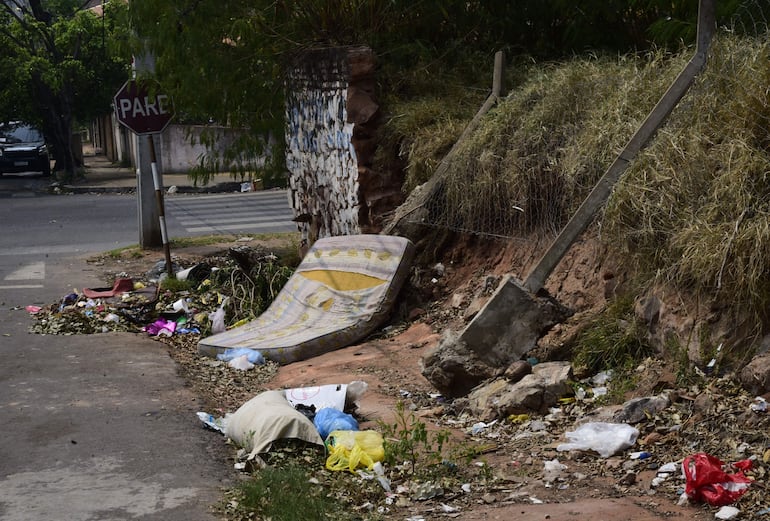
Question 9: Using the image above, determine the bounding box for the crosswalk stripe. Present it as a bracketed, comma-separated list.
[177, 214, 293, 226]
[185, 222, 296, 233]
[166, 190, 295, 234]
[169, 202, 290, 213]
[167, 191, 289, 203]
[4, 262, 45, 281]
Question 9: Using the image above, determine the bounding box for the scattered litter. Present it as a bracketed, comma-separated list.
[225, 390, 323, 459]
[543, 458, 567, 483]
[216, 347, 265, 365]
[470, 420, 497, 435]
[659, 462, 679, 473]
[630, 451, 651, 460]
[325, 430, 384, 473]
[228, 355, 255, 371]
[208, 300, 227, 334]
[357, 461, 391, 492]
[82, 277, 134, 298]
[196, 412, 226, 433]
[285, 383, 348, 411]
[613, 394, 670, 424]
[143, 319, 177, 337]
[314, 407, 358, 439]
[682, 452, 752, 506]
[592, 370, 613, 385]
[750, 396, 768, 413]
[25, 305, 42, 314]
[715, 506, 740, 520]
[411, 481, 444, 501]
[557, 422, 639, 458]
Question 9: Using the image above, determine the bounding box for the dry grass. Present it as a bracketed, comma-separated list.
[414, 50, 685, 238]
[605, 34, 770, 318]
[387, 31, 770, 321]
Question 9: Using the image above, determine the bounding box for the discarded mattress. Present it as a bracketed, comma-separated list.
[199, 234, 415, 364]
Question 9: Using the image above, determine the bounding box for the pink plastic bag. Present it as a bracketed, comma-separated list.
[682, 452, 752, 506]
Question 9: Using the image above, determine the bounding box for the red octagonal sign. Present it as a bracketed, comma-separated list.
[113, 80, 174, 135]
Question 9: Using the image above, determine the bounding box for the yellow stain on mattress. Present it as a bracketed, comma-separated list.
[299, 269, 385, 290]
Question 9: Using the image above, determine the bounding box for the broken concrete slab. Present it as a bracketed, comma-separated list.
[422, 276, 571, 397]
[458, 276, 570, 368]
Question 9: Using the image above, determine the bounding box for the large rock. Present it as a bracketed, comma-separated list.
[739, 353, 770, 395]
[421, 337, 497, 398]
[461, 361, 573, 421]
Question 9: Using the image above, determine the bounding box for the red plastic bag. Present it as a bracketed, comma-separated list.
[682, 452, 753, 506]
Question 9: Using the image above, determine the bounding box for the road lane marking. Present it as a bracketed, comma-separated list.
[4, 262, 45, 280]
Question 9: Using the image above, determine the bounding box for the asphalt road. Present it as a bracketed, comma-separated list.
[0, 178, 297, 520]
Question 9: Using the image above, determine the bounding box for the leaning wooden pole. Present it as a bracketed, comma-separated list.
[523, 0, 716, 293]
[383, 51, 505, 235]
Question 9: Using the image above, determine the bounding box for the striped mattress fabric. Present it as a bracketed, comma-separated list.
[198, 234, 415, 364]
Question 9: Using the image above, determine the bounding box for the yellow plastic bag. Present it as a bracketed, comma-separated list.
[325, 430, 384, 473]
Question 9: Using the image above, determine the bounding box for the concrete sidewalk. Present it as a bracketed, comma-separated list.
[67, 153, 247, 194]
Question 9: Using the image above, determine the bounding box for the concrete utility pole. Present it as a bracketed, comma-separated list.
[133, 53, 162, 248]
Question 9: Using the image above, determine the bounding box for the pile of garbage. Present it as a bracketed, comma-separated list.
[26, 246, 291, 343]
[199, 382, 388, 476]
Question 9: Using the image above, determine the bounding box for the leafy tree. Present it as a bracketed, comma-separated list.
[0, 0, 131, 178]
[127, 0, 738, 183]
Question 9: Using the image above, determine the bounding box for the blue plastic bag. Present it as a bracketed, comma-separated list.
[216, 348, 265, 365]
[314, 407, 358, 439]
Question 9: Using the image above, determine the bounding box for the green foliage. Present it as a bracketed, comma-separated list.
[378, 401, 454, 478]
[572, 297, 653, 377]
[235, 463, 351, 521]
[126, 1, 737, 186]
[210, 254, 294, 324]
[0, 0, 131, 174]
[159, 277, 195, 293]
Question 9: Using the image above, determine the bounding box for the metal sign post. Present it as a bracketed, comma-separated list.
[148, 136, 173, 278]
[113, 79, 175, 274]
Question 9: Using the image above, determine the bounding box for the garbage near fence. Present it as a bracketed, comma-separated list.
[26, 245, 292, 340]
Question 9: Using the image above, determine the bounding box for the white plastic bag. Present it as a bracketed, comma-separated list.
[208, 297, 229, 334]
[228, 354, 255, 371]
[556, 422, 639, 458]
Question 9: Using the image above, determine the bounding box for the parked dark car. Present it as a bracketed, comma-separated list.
[0, 122, 51, 176]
